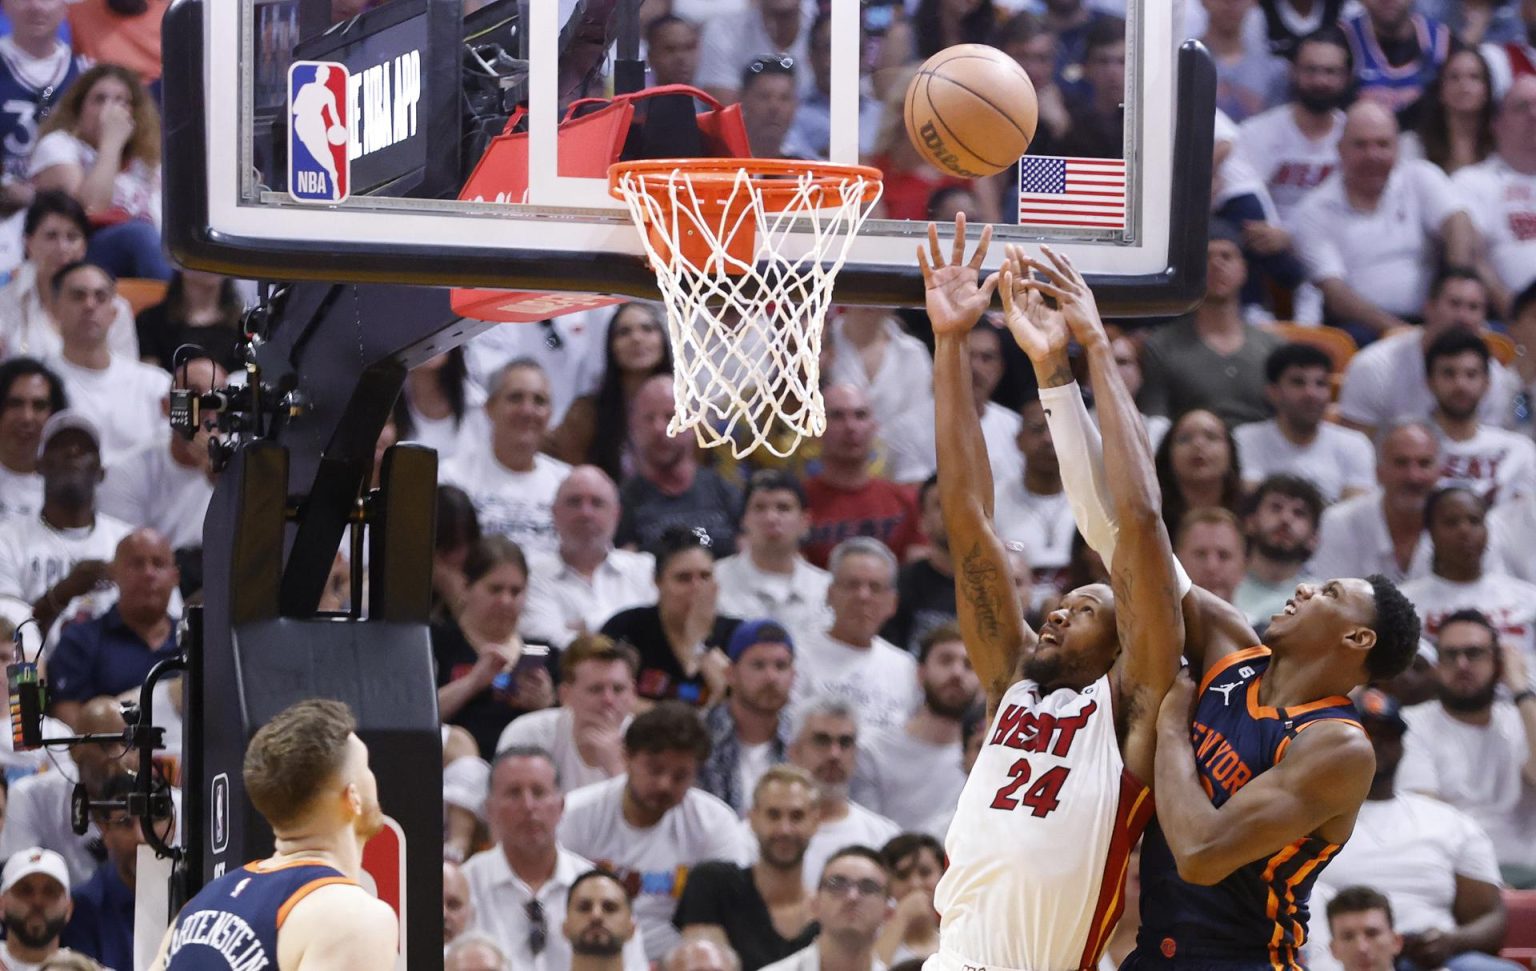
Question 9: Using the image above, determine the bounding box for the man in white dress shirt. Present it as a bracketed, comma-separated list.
[522, 466, 655, 649]
[714, 470, 831, 637]
[1310, 421, 1441, 584]
[759, 846, 892, 971]
[460, 746, 649, 971]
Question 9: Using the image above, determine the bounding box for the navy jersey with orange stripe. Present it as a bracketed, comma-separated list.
[1134, 647, 1363, 970]
[164, 859, 356, 969]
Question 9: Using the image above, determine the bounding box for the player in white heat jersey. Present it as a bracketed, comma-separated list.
[920, 219, 1185, 971]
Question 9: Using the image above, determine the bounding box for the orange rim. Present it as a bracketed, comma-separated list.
[608, 158, 884, 210]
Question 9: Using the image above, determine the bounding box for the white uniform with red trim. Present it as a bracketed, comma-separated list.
[930, 673, 1152, 971]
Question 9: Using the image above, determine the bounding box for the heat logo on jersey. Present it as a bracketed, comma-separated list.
[288, 61, 350, 204]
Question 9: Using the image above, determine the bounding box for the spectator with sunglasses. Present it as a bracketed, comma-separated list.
[461, 746, 650, 970]
[759, 846, 893, 971]
[739, 54, 803, 159]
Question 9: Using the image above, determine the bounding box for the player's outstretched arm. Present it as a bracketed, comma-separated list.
[922, 217, 1032, 709]
[1010, 248, 1182, 774]
[283, 884, 400, 970]
[1153, 674, 1374, 885]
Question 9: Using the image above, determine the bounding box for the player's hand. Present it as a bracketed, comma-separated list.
[1501, 640, 1531, 694]
[918, 214, 999, 338]
[97, 101, 136, 151]
[1157, 669, 1197, 737]
[1016, 245, 1110, 353]
[997, 243, 1070, 363]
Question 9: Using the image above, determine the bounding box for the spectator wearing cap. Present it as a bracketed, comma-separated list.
[0, 410, 131, 632]
[675, 765, 818, 969]
[1425, 331, 1536, 508]
[1233, 475, 1323, 628]
[853, 623, 976, 838]
[46, 528, 177, 729]
[1138, 222, 1284, 428]
[1310, 421, 1441, 584]
[601, 528, 741, 708]
[882, 476, 957, 655]
[43, 261, 169, 467]
[0, 847, 76, 969]
[615, 375, 742, 555]
[1235, 344, 1375, 504]
[698, 620, 796, 814]
[1309, 689, 1518, 971]
[1292, 101, 1478, 344]
[461, 746, 651, 970]
[521, 466, 656, 651]
[61, 772, 165, 970]
[1399, 609, 1536, 887]
[495, 635, 637, 794]
[0, 357, 65, 519]
[714, 471, 831, 638]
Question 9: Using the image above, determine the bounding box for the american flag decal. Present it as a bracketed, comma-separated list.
[1017, 155, 1127, 230]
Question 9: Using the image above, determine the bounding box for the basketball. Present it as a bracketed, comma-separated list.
[327, 124, 348, 146]
[904, 43, 1039, 179]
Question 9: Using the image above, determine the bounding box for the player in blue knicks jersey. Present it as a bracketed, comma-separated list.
[150, 700, 398, 970]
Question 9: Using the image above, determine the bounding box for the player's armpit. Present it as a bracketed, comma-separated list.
[1156, 717, 1373, 886]
[283, 884, 399, 970]
[1179, 586, 1260, 679]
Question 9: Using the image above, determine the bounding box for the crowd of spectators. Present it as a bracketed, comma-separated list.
[0, 0, 1532, 968]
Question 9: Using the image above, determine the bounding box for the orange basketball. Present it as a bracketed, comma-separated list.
[904, 44, 1039, 179]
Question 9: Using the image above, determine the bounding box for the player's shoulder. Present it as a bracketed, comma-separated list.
[281, 879, 396, 933]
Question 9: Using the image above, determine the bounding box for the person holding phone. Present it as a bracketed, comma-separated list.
[434, 535, 559, 757]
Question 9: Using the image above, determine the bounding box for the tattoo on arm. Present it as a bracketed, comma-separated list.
[1037, 360, 1075, 389]
[962, 545, 1004, 640]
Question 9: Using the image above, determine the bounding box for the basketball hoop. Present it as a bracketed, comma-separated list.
[609, 158, 883, 458]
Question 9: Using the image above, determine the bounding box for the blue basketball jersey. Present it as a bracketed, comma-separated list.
[1135, 647, 1363, 969]
[0, 43, 85, 182]
[1342, 12, 1452, 113]
[165, 859, 356, 970]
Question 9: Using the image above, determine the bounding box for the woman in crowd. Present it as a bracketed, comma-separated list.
[877, 833, 946, 965]
[135, 270, 245, 371]
[433, 535, 556, 757]
[30, 65, 169, 280]
[600, 526, 740, 707]
[432, 484, 482, 622]
[549, 301, 672, 481]
[403, 347, 479, 462]
[1404, 45, 1497, 175]
[1154, 407, 1243, 536]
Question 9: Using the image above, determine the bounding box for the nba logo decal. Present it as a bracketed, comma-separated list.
[288, 60, 350, 204]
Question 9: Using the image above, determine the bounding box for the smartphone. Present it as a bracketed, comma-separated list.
[494, 643, 551, 696]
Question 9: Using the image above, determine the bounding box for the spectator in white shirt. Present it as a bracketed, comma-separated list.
[1309, 688, 1516, 971]
[854, 623, 976, 838]
[1489, 488, 1536, 583]
[759, 846, 893, 971]
[1293, 101, 1478, 343]
[695, 0, 813, 105]
[496, 634, 638, 793]
[714, 470, 831, 637]
[45, 261, 168, 467]
[1400, 488, 1536, 661]
[97, 355, 223, 551]
[444, 860, 474, 947]
[0, 410, 131, 631]
[558, 702, 748, 962]
[1235, 27, 1350, 224]
[1398, 609, 1536, 887]
[1310, 421, 1441, 584]
[522, 466, 655, 650]
[994, 397, 1076, 606]
[0, 357, 64, 519]
[790, 537, 919, 735]
[563, 869, 639, 971]
[1335, 268, 1519, 438]
[1235, 343, 1375, 503]
[1425, 329, 1536, 507]
[824, 307, 933, 439]
[1234, 474, 1323, 628]
[1324, 887, 1405, 971]
[697, 619, 797, 814]
[776, 696, 900, 893]
[1455, 75, 1536, 317]
[461, 746, 650, 971]
[463, 312, 603, 430]
[441, 358, 571, 553]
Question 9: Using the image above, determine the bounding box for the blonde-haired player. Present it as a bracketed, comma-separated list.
[920, 218, 1183, 971]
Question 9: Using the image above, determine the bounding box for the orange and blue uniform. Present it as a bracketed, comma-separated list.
[164, 858, 357, 969]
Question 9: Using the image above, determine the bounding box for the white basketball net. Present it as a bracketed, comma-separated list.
[612, 164, 883, 459]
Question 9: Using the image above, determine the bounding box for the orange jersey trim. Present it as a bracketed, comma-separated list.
[1076, 770, 1157, 969]
[275, 877, 358, 930]
[1198, 646, 1270, 696]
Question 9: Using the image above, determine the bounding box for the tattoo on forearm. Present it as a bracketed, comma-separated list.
[1039, 360, 1074, 388]
[962, 545, 1004, 639]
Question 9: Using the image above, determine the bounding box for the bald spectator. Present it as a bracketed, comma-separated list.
[1341, 0, 1452, 111]
[665, 940, 741, 971]
[521, 467, 656, 650]
[646, 16, 700, 87]
[46, 529, 177, 728]
[45, 262, 169, 467]
[1310, 422, 1442, 583]
[444, 934, 509, 971]
[444, 860, 474, 947]
[1293, 102, 1478, 342]
[1138, 223, 1284, 427]
[1455, 75, 1536, 318]
[0, 411, 132, 631]
[1425, 331, 1536, 507]
[802, 386, 921, 568]
[1174, 507, 1248, 605]
[0, 358, 65, 519]
[615, 375, 741, 553]
[441, 359, 571, 553]
[714, 471, 832, 637]
[1336, 268, 1519, 437]
[97, 356, 224, 551]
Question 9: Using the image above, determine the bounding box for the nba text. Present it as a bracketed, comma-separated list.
[347, 49, 420, 159]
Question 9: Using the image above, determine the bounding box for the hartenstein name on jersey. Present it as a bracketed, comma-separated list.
[169, 910, 270, 970]
[346, 49, 421, 159]
[990, 699, 1097, 755]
